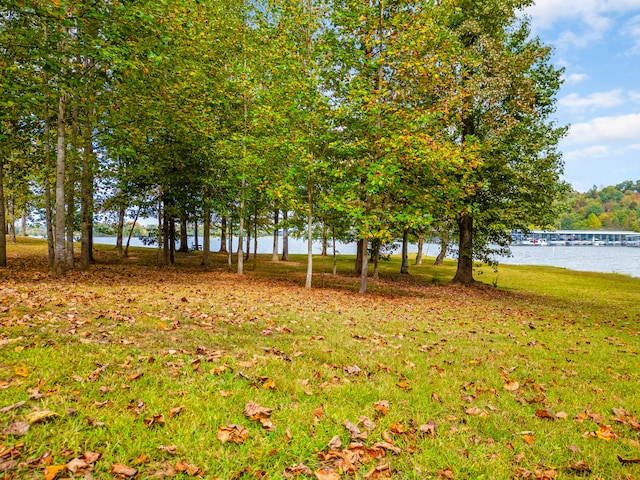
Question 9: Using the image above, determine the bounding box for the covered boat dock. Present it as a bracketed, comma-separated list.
[512, 230, 640, 246]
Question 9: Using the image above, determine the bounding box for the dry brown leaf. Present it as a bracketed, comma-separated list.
[522, 435, 536, 445]
[372, 441, 402, 454]
[0, 401, 26, 413]
[157, 445, 178, 455]
[374, 400, 389, 416]
[2, 421, 30, 436]
[143, 413, 165, 427]
[364, 463, 391, 479]
[262, 378, 276, 389]
[534, 409, 555, 420]
[503, 380, 520, 392]
[419, 420, 438, 436]
[127, 372, 143, 381]
[175, 461, 201, 476]
[327, 435, 342, 451]
[217, 424, 249, 444]
[27, 410, 58, 424]
[396, 381, 410, 390]
[437, 468, 455, 479]
[44, 465, 66, 480]
[555, 411, 568, 419]
[314, 467, 340, 480]
[358, 416, 377, 431]
[567, 460, 591, 473]
[169, 406, 184, 418]
[110, 462, 138, 477]
[285, 463, 314, 476]
[389, 422, 405, 434]
[66, 458, 90, 474]
[243, 401, 272, 421]
[617, 454, 640, 465]
[344, 420, 366, 439]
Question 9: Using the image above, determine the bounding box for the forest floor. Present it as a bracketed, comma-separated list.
[1, 238, 640, 479]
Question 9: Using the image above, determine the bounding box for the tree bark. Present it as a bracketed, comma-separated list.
[244, 217, 251, 262]
[452, 212, 475, 285]
[415, 236, 424, 265]
[44, 105, 55, 268]
[21, 210, 27, 236]
[355, 238, 363, 275]
[358, 237, 368, 294]
[219, 216, 227, 253]
[203, 207, 210, 268]
[0, 157, 6, 267]
[53, 93, 67, 276]
[272, 209, 279, 261]
[116, 203, 125, 260]
[8, 191, 16, 243]
[80, 125, 92, 269]
[400, 229, 409, 274]
[434, 235, 447, 266]
[124, 208, 139, 258]
[194, 218, 199, 251]
[305, 186, 313, 289]
[321, 222, 327, 257]
[169, 216, 176, 265]
[372, 240, 380, 280]
[332, 226, 337, 275]
[179, 216, 189, 252]
[281, 210, 289, 261]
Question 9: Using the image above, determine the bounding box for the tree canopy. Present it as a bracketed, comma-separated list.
[1, 0, 567, 289]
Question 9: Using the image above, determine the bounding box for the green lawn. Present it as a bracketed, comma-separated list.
[1, 238, 639, 479]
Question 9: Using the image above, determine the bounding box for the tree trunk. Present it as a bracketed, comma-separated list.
[53, 93, 67, 276]
[169, 217, 176, 265]
[194, 218, 199, 251]
[65, 153, 75, 269]
[80, 125, 92, 269]
[253, 215, 258, 270]
[203, 208, 210, 267]
[179, 216, 188, 252]
[434, 236, 447, 266]
[219, 216, 227, 253]
[281, 210, 289, 261]
[244, 217, 251, 262]
[332, 227, 337, 275]
[124, 208, 139, 258]
[321, 222, 327, 257]
[400, 229, 409, 274]
[116, 203, 125, 260]
[43, 104, 55, 268]
[8, 191, 16, 243]
[415, 236, 424, 265]
[237, 182, 245, 275]
[162, 203, 170, 266]
[0, 157, 6, 267]
[358, 237, 368, 294]
[355, 238, 363, 275]
[305, 188, 313, 289]
[227, 216, 233, 269]
[272, 210, 279, 261]
[452, 212, 475, 285]
[20, 210, 27, 236]
[372, 241, 380, 280]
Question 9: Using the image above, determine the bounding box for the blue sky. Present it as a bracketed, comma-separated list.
[523, 1, 640, 192]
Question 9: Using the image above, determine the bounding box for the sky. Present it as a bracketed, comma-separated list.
[523, 0, 640, 192]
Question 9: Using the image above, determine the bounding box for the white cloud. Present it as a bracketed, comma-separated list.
[622, 15, 640, 54]
[567, 113, 640, 144]
[563, 145, 610, 161]
[563, 73, 588, 85]
[559, 90, 625, 111]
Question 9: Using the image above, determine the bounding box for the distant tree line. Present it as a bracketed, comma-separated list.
[556, 181, 640, 232]
[0, 0, 567, 291]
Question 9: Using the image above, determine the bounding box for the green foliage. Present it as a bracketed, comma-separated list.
[556, 182, 640, 231]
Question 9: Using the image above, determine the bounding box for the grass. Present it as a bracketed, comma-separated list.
[1, 237, 639, 479]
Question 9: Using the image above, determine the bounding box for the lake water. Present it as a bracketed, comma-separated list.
[94, 236, 640, 278]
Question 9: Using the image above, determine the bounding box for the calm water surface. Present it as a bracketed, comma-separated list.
[94, 236, 640, 278]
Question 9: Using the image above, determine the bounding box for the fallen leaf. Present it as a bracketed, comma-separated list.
[396, 381, 410, 390]
[175, 461, 201, 476]
[2, 421, 30, 436]
[389, 422, 406, 434]
[555, 411, 568, 419]
[83, 451, 101, 463]
[503, 380, 520, 392]
[217, 424, 249, 444]
[567, 460, 591, 473]
[169, 406, 184, 418]
[314, 467, 340, 480]
[358, 416, 377, 431]
[110, 462, 138, 477]
[27, 410, 58, 424]
[436, 467, 455, 479]
[44, 465, 66, 480]
[534, 409, 555, 420]
[364, 463, 391, 479]
[132, 453, 149, 465]
[285, 463, 314, 476]
[419, 420, 438, 436]
[14, 365, 29, 377]
[617, 454, 640, 465]
[157, 445, 178, 455]
[344, 420, 366, 439]
[262, 378, 276, 390]
[374, 400, 389, 416]
[127, 372, 143, 381]
[0, 459, 17, 472]
[0, 401, 26, 413]
[372, 441, 402, 454]
[327, 435, 342, 451]
[143, 413, 165, 427]
[66, 458, 90, 474]
[595, 425, 617, 440]
[522, 435, 536, 445]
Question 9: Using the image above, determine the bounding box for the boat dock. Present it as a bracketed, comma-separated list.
[512, 230, 640, 246]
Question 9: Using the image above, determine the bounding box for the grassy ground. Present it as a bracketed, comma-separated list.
[1, 238, 639, 479]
